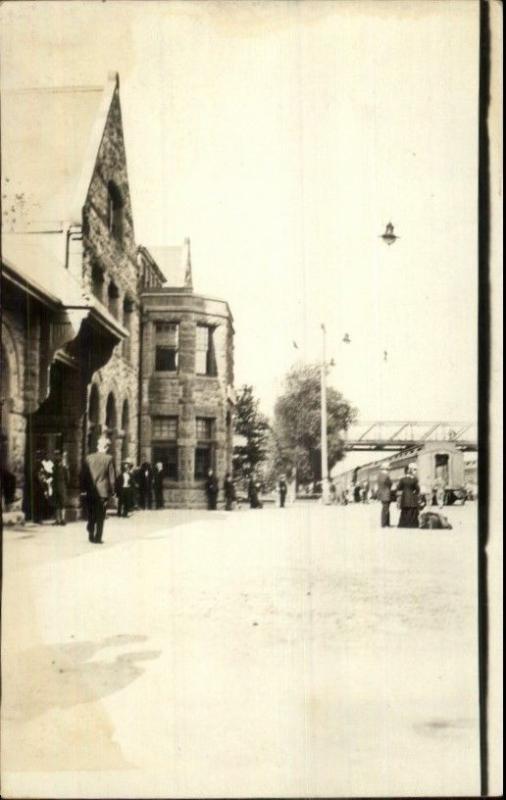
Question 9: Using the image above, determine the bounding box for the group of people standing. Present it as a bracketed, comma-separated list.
[80, 442, 167, 543]
[205, 471, 289, 511]
[330, 463, 447, 530]
[377, 462, 423, 529]
[114, 460, 165, 517]
[31, 437, 290, 543]
[31, 451, 70, 526]
[245, 474, 288, 509]
[204, 470, 261, 511]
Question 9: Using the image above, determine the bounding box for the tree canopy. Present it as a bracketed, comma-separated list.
[233, 385, 270, 480]
[272, 363, 357, 485]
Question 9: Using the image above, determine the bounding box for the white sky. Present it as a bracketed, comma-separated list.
[1, 0, 480, 424]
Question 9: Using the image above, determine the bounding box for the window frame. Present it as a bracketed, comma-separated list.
[107, 181, 124, 243]
[154, 322, 180, 373]
[91, 262, 105, 303]
[194, 445, 213, 481]
[122, 296, 134, 362]
[151, 415, 179, 482]
[195, 324, 217, 377]
[152, 415, 179, 440]
[194, 416, 215, 480]
[152, 443, 179, 482]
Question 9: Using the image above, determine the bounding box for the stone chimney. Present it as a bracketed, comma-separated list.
[183, 237, 193, 290]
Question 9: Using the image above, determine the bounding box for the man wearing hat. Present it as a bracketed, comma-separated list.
[377, 464, 393, 528]
[81, 436, 116, 543]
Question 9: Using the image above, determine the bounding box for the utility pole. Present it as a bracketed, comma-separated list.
[320, 323, 329, 504]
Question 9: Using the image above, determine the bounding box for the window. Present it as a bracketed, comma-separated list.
[152, 445, 179, 481]
[196, 417, 213, 440]
[196, 325, 217, 376]
[435, 453, 450, 484]
[152, 416, 179, 481]
[91, 263, 105, 302]
[155, 347, 177, 371]
[195, 417, 215, 480]
[107, 181, 124, 242]
[195, 447, 212, 480]
[107, 281, 120, 319]
[122, 297, 134, 360]
[155, 323, 179, 372]
[152, 416, 178, 439]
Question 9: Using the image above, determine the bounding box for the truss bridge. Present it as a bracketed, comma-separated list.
[343, 421, 478, 452]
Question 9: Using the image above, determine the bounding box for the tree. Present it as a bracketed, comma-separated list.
[272, 363, 357, 486]
[233, 385, 270, 482]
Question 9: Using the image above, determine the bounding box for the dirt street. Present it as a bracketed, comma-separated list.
[2, 502, 480, 797]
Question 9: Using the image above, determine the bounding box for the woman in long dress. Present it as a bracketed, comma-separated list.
[397, 463, 420, 528]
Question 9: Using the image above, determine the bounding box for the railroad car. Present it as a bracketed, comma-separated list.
[333, 441, 467, 505]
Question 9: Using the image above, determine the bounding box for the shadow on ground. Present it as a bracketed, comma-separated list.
[4, 633, 161, 723]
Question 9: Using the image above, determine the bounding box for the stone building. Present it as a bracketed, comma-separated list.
[79, 75, 151, 473]
[1, 73, 147, 518]
[139, 241, 235, 507]
[1, 71, 234, 517]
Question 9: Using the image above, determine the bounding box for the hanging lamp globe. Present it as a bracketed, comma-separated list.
[380, 222, 399, 245]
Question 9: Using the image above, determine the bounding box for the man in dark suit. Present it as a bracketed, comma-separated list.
[205, 469, 219, 510]
[81, 436, 116, 543]
[223, 472, 235, 511]
[115, 461, 133, 518]
[138, 462, 154, 509]
[278, 476, 288, 508]
[377, 465, 393, 528]
[153, 462, 165, 509]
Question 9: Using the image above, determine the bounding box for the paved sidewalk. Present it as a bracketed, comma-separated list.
[2, 503, 480, 797]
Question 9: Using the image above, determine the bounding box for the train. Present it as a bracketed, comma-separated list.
[333, 441, 469, 505]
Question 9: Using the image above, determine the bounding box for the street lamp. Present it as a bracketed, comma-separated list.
[380, 222, 399, 245]
[293, 329, 334, 503]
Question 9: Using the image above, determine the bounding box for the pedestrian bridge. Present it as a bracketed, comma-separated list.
[343, 421, 478, 452]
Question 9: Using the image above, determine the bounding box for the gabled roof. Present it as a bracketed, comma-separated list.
[1, 73, 118, 229]
[145, 239, 193, 289]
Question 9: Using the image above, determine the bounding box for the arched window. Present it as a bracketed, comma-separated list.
[107, 281, 120, 319]
[107, 181, 124, 242]
[122, 296, 134, 360]
[91, 262, 105, 302]
[105, 393, 117, 432]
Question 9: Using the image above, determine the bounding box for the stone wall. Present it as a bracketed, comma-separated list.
[140, 291, 234, 508]
[81, 86, 140, 471]
[1, 311, 28, 501]
[2, 81, 148, 521]
[1, 292, 85, 517]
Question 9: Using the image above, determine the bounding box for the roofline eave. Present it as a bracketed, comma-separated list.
[1, 257, 129, 341]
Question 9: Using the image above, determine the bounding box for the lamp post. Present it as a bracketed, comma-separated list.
[292, 329, 333, 502]
[320, 323, 330, 504]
